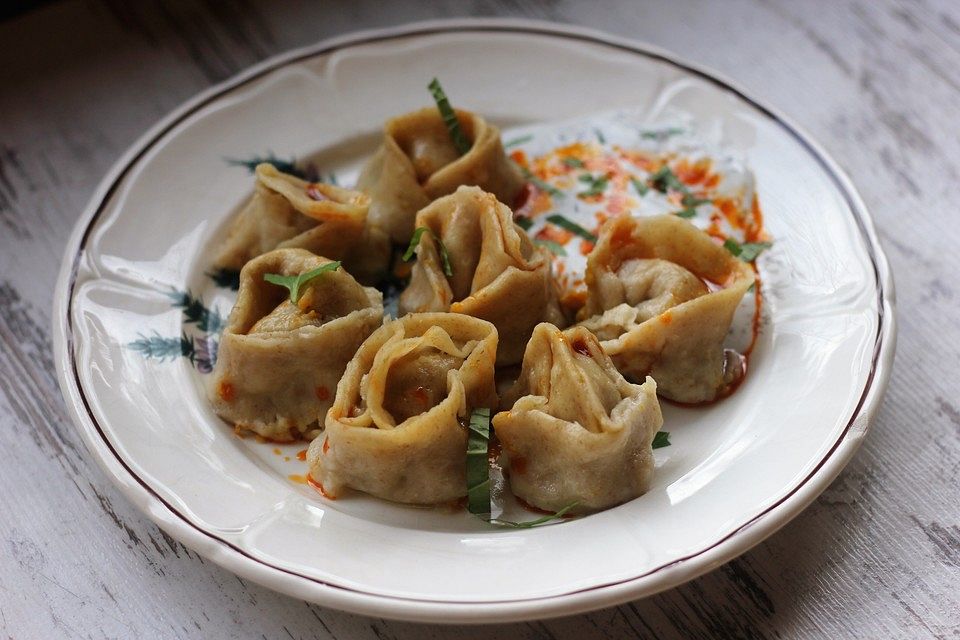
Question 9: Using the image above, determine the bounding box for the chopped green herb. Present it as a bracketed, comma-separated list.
[504, 134, 534, 149]
[515, 216, 534, 231]
[428, 78, 471, 156]
[467, 408, 492, 516]
[630, 177, 649, 196]
[403, 227, 453, 277]
[648, 165, 686, 194]
[594, 128, 606, 144]
[562, 157, 585, 168]
[466, 408, 579, 527]
[264, 261, 341, 304]
[652, 431, 671, 449]
[723, 238, 741, 256]
[723, 238, 772, 263]
[738, 242, 772, 262]
[675, 193, 711, 219]
[534, 239, 567, 256]
[640, 127, 684, 141]
[520, 167, 563, 197]
[489, 501, 580, 528]
[578, 173, 609, 198]
[682, 193, 711, 208]
[546, 214, 597, 243]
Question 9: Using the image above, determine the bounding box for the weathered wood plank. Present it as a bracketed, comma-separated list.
[0, 0, 957, 638]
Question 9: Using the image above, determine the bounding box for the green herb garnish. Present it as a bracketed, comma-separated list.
[675, 192, 712, 218]
[630, 176, 649, 196]
[640, 127, 684, 140]
[562, 157, 585, 168]
[515, 216, 534, 231]
[594, 128, 607, 144]
[652, 431, 671, 449]
[466, 408, 579, 528]
[403, 227, 453, 277]
[520, 167, 564, 197]
[534, 239, 567, 256]
[263, 261, 341, 304]
[489, 501, 580, 528]
[648, 165, 686, 194]
[577, 173, 609, 198]
[467, 408, 492, 516]
[546, 214, 597, 243]
[723, 238, 772, 262]
[504, 134, 534, 149]
[428, 78, 471, 156]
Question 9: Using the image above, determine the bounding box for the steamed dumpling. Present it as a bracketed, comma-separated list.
[356, 107, 525, 244]
[208, 248, 383, 441]
[399, 186, 565, 365]
[493, 324, 663, 513]
[215, 163, 389, 284]
[578, 214, 755, 403]
[308, 313, 499, 505]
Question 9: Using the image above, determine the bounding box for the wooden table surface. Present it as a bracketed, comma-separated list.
[1, 1, 957, 638]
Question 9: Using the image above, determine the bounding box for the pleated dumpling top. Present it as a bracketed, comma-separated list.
[356, 108, 525, 245]
[494, 323, 662, 513]
[578, 214, 755, 403]
[308, 312, 499, 505]
[399, 186, 565, 365]
[208, 248, 383, 442]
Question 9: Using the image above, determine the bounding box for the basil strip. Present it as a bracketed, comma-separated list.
[403, 226, 453, 276]
[466, 408, 492, 516]
[652, 431, 671, 449]
[546, 214, 597, 243]
[263, 261, 341, 304]
[428, 78, 471, 156]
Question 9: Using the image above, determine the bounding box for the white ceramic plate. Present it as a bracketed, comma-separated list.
[53, 19, 896, 623]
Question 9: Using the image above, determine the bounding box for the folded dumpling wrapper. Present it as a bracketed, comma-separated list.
[578, 214, 755, 403]
[215, 163, 389, 284]
[399, 186, 565, 365]
[356, 107, 525, 244]
[493, 323, 663, 513]
[208, 248, 383, 441]
[309, 312, 499, 505]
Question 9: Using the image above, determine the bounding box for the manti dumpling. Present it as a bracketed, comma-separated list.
[215, 163, 389, 284]
[356, 107, 525, 244]
[399, 186, 565, 365]
[578, 214, 755, 403]
[308, 312, 498, 504]
[493, 324, 663, 513]
[208, 248, 383, 441]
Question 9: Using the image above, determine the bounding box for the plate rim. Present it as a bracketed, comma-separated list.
[52, 17, 897, 623]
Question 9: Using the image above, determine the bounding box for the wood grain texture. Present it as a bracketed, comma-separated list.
[0, 0, 957, 637]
